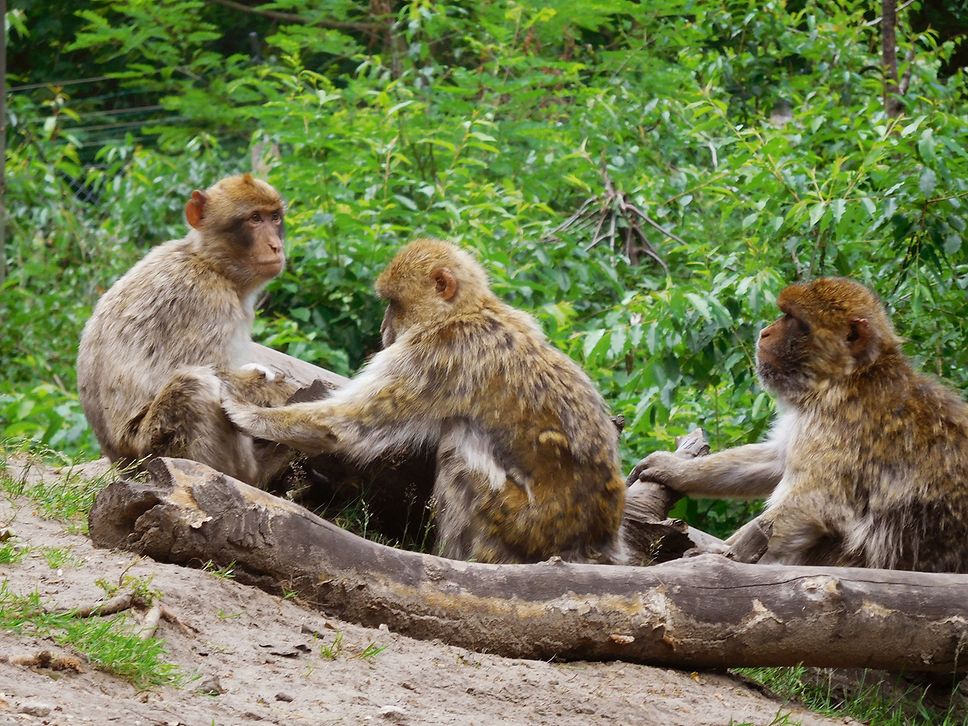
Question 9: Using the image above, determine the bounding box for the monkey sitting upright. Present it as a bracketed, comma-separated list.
[629, 277, 968, 573]
[222, 239, 627, 564]
[77, 174, 300, 487]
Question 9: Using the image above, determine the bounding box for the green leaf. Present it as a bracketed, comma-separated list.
[830, 199, 846, 223]
[917, 129, 938, 166]
[582, 329, 607, 361]
[685, 293, 712, 322]
[808, 202, 826, 227]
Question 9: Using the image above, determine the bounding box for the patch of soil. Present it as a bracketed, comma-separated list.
[0, 460, 850, 726]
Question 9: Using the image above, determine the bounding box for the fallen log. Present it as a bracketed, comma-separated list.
[89, 457, 968, 672]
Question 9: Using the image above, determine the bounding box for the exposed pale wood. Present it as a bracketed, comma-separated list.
[724, 516, 773, 564]
[88, 458, 968, 673]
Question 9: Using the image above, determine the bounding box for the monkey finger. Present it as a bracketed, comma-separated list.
[625, 462, 648, 487]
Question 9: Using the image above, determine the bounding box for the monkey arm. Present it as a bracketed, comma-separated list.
[222, 397, 343, 454]
[629, 442, 783, 500]
[221, 349, 445, 459]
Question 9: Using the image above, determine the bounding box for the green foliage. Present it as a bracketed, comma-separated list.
[0, 538, 27, 565]
[201, 560, 236, 580]
[3, 0, 966, 536]
[0, 453, 114, 531]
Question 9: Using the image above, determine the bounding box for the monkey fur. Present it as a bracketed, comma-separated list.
[630, 277, 968, 573]
[223, 239, 626, 564]
[77, 173, 298, 486]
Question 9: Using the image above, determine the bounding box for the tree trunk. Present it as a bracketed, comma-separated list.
[89, 457, 968, 673]
[622, 429, 726, 563]
[882, 0, 902, 117]
[0, 0, 7, 285]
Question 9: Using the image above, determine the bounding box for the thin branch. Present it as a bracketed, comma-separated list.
[139, 602, 163, 639]
[899, 47, 916, 96]
[207, 0, 381, 32]
[625, 206, 688, 247]
[51, 592, 139, 617]
[865, 0, 917, 26]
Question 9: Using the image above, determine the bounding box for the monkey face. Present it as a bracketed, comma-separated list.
[756, 279, 897, 401]
[241, 206, 286, 279]
[756, 310, 814, 399]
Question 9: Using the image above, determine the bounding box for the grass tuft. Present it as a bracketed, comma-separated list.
[735, 665, 966, 726]
[0, 581, 183, 689]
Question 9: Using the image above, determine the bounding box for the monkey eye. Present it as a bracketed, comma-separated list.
[271, 211, 281, 223]
[785, 313, 810, 334]
[249, 211, 262, 223]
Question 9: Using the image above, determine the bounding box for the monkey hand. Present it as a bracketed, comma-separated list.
[239, 362, 279, 383]
[625, 450, 689, 491]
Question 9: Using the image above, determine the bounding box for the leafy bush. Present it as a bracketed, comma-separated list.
[3, 0, 965, 535]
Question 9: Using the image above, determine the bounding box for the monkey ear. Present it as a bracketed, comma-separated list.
[432, 268, 458, 301]
[846, 318, 873, 358]
[185, 190, 207, 229]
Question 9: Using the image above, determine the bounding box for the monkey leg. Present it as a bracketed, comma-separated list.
[432, 438, 482, 560]
[744, 502, 860, 567]
[432, 431, 528, 563]
[134, 366, 277, 487]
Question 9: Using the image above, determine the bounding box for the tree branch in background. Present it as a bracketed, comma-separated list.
[545, 167, 673, 271]
[0, 0, 7, 286]
[207, 0, 381, 33]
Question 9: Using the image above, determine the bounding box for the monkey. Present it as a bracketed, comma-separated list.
[628, 277, 968, 573]
[221, 238, 627, 564]
[77, 173, 301, 487]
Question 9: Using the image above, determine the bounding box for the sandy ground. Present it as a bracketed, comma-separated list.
[0, 461, 852, 726]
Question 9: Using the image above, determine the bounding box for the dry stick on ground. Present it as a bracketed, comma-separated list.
[139, 602, 163, 640]
[89, 457, 968, 673]
[53, 592, 142, 618]
[48, 591, 194, 636]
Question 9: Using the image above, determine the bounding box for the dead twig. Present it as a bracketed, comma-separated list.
[139, 602, 163, 639]
[53, 591, 141, 618]
[47, 591, 194, 637]
[545, 167, 673, 271]
[160, 604, 197, 636]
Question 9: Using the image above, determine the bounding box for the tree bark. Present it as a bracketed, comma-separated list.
[882, 0, 902, 117]
[89, 457, 968, 673]
[0, 0, 7, 285]
[622, 429, 726, 564]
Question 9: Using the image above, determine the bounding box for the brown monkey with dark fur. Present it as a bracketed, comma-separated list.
[223, 239, 626, 564]
[630, 277, 968, 573]
[78, 173, 299, 486]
